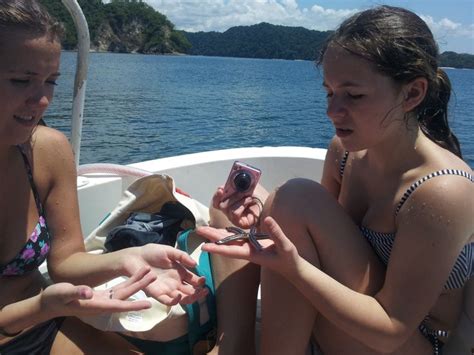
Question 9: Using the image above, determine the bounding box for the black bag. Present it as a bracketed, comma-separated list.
[105, 202, 194, 251]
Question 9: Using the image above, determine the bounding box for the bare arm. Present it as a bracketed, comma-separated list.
[1, 294, 46, 337]
[32, 127, 130, 285]
[33, 127, 206, 305]
[1, 268, 155, 336]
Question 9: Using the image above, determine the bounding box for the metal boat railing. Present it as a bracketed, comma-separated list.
[61, 0, 90, 167]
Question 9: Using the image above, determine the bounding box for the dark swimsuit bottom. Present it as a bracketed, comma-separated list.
[339, 152, 473, 355]
[0, 318, 65, 355]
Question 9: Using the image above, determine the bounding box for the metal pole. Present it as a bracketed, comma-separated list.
[61, 0, 90, 167]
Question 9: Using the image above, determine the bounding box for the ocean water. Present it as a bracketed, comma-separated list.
[47, 52, 473, 167]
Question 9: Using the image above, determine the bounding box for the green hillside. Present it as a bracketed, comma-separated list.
[182, 22, 330, 61]
[182, 23, 474, 68]
[39, 0, 190, 54]
[440, 51, 474, 69]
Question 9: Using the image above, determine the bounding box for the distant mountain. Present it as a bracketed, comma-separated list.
[439, 51, 474, 69]
[182, 23, 474, 69]
[182, 22, 330, 61]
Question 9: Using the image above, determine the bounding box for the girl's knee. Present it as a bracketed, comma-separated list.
[281, 177, 324, 193]
[266, 178, 328, 216]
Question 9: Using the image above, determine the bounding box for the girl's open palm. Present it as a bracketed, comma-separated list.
[40, 267, 155, 318]
[199, 217, 301, 277]
[127, 244, 208, 306]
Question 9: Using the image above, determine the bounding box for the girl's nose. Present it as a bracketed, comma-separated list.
[326, 96, 346, 120]
[27, 90, 51, 108]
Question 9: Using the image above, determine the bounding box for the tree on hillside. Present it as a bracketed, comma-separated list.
[184, 22, 329, 60]
[38, 0, 189, 53]
[440, 51, 474, 69]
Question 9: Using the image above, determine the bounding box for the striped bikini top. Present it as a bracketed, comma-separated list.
[340, 151, 473, 290]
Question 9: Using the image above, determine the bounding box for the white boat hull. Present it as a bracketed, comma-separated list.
[77, 146, 327, 236]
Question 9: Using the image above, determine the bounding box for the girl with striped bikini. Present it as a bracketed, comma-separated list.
[198, 6, 473, 355]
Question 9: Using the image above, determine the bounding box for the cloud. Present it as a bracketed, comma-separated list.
[422, 15, 474, 39]
[465, 24, 474, 39]
[422, 15, 461, 33]
[146, 0, 357, 32]
[421, 14, 474, 52]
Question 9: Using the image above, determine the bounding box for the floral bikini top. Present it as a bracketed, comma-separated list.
[0, 147, 51, 276]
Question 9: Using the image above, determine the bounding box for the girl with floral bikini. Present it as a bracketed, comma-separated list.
[0, 1, 207, 353]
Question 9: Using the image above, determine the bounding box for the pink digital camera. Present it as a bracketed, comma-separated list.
[221, 161, 262, 201]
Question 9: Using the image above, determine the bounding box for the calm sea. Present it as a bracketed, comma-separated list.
[48, 52, 473, 168]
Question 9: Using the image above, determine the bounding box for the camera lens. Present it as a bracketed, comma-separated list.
[233, 171, 252, 192]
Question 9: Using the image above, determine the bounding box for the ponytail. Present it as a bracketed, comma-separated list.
[418, 69, 463, 158]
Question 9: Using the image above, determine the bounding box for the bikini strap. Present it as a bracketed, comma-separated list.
[339, 151, 349, 178]
[16, 145, 45, 215]
[396, 169, 473, 216]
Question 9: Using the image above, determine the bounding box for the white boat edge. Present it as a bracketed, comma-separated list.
[77, 146, 327, 237]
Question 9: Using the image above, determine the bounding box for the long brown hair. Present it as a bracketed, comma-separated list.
[0, 0, 63, 43]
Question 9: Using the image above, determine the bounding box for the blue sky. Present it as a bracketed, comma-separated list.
[142, 0, 473, 53]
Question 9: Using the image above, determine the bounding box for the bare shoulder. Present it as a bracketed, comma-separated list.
[406, 143, 473, 219]
[397, 166, 473, 243]
[414, 171, 473, 210]
[31, 125, 73, 159]
[424, 138, 472, 173]
[32, 125, 71, 150]
[29, 125, 76, 182]
[321, 136, 347, 193]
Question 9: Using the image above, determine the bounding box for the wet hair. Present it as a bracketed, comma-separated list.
[0, 0, 63, 44]
[318, 5, 462, 158]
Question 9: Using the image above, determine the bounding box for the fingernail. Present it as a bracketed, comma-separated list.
[79, 287, 90, 299]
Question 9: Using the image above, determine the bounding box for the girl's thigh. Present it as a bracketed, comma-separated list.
[52, 317, 142, 354]
[267, 178, 384, 294]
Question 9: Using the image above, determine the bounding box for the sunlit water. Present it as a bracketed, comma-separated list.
[47, 53, 473, 168]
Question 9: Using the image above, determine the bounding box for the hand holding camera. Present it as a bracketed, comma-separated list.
[213, 161, 268, 230]
[221, 161, 262, 201]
